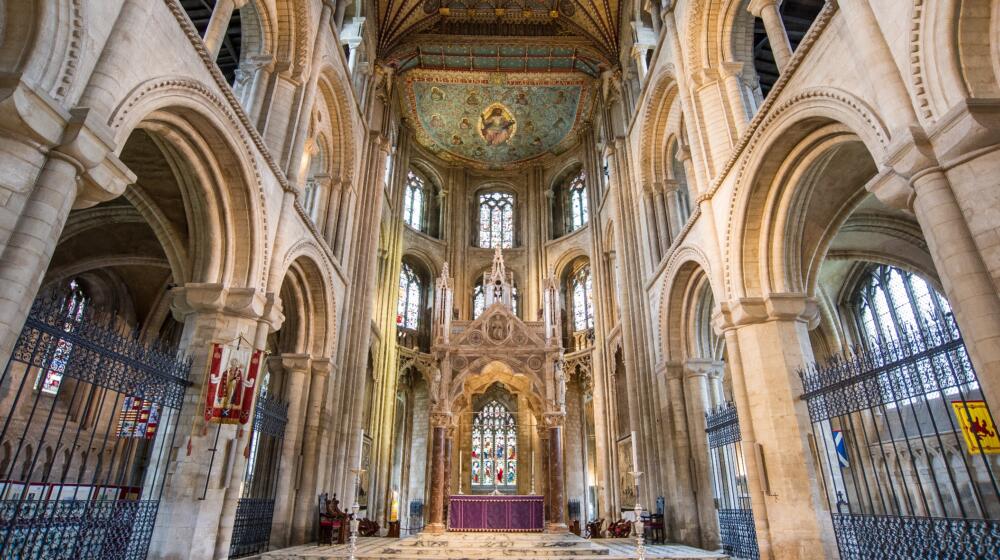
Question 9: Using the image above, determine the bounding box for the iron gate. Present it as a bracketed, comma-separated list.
[705, 401, 759, 560]
[0, 286, 190, 559]
[800, 319, 1000, 558]
[228, 390, 287, 558]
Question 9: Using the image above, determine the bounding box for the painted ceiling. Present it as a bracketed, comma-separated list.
[402, 70, 594, 167]
[375, 0, 622, 61]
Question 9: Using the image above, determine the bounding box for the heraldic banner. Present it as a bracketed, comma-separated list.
[952, 400, 1000, 455]
[205, 341, 263, 425]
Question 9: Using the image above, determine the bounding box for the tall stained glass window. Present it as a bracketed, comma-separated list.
[36, 280, 86, 395]
[472, 281, 518, 319]
[397, 263, 421, 330]
[403, 171, 426, 230]
[567, 171, 589, 232]
[572, 265, 594, 331]
[853, 264, 974, 402]
[471, 400, 517, 489]
[478, 191, 514, 248]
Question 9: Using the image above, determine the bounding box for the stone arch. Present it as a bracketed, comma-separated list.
[0, 0, 84, 102]
[726, 90, 892, 298]
[108, 80, 269, 289]
[317, 67, 359, 184]
[450, 358, 545, 416]
[636, 71, 680, 187]
[272, 248, 337, 358]
[661, 254, 722, 363]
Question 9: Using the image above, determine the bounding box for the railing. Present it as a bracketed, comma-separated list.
[705, 401, 758, 560]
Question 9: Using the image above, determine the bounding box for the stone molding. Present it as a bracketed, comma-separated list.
[280, 353, 312, 373]
[170, 283, 285, 330]
[543, 412, 566, 428]
[430, 411, 453, 428]
[683, 358, 724, 378]
[713, 293, 819, 332]
[311, 357, 335, 377]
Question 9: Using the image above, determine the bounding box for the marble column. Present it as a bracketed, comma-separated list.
[425, 411, 451, 533]
[684, 359, 723, 550]
[748, 0, 793, 72]
[545, 412, 568, 533]
[715, 294, 836, 559]
[270, 354, 312, 548]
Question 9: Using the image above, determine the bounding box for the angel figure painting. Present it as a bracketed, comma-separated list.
[478, 103, 516, 146]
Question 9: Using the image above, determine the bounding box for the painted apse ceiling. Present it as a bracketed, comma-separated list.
[377, 0, 620, 168]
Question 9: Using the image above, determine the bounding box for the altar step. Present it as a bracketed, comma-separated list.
[261, 534, 728, 560]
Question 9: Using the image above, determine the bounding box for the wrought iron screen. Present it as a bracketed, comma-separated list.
[0, 288, 191, 559]
[705, 401, 759, 560]
[800, 320, 1000, 559]
[228, 391, 287, 558]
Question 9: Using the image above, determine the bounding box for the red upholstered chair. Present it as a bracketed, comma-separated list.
[642, 513, 665, 544]
[586, 518, 605, 539]
[318, 493, 349, 545]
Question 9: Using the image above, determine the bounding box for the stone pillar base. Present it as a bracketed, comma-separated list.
[545, 522, 570, 534]
[424, 522, 447, 534]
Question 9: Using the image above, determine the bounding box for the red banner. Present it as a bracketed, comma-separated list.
[204, 342, 262, 425]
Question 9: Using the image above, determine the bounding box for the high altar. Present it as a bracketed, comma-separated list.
[423, 249, 568, 533]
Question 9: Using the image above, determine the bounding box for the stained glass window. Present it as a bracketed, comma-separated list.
[472, 281, 518, 319]
[384, 151, 394, 186]
[478, 191, 514, 248]
[471, 400, 517, 488]
[403, 171, 426, 231]
[853, 264, 974, 402]
[572, 265, 594, 331]
[36, 280, 86, 395]
[397, 263, 421, 330]
[567, 171, 589, 231]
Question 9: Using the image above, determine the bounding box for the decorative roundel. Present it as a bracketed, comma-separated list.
[527, 355, 543, 371]
[453, 356, 468, 371]
[513, 332, 528, 345]
[558, 0, 576, 17]
[468, 331, 484, 346]
[423, 0, 441, 14]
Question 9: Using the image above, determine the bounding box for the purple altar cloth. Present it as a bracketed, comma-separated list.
[448, 495, 544, 532]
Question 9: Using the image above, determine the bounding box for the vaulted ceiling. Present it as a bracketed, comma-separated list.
[379, 0, 618, 167]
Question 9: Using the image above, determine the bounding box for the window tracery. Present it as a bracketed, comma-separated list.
[473, 281, 518, 319]
[478, 191, 515, 248]
[471, 400, 517, 489]
[567, 171, 589, 232]
[403, 170, 426, 231]
[37, 280, 86, 395]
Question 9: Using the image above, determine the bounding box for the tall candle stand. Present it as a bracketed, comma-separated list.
[629, 470, 646, 560]
[348, 467, 366, 560]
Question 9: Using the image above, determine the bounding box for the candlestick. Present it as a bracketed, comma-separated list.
[357, 429, 365, 470]
[631, 430, 639, 469]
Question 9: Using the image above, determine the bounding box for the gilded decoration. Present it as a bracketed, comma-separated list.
[403, 70, 593, 167]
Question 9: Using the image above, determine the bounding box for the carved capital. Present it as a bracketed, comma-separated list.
[747, 0, 780, 17]
[543, 412, 566, 429]
[170, 283, 282, 327]
[683, 358, 725, 379]
[311, 357, 334, 377]
[280, 353, 312, 373]
[929, 98, 1000, 166]
[713, 293, 819, 331]
[430, 411, 453, 428]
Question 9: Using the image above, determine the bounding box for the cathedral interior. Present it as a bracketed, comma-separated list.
[1, 0, 999, 559]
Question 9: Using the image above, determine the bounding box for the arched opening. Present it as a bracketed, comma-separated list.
[549, 164, 590, 240]
[396, 257, 434, 351]
[560, 257, 594, 351]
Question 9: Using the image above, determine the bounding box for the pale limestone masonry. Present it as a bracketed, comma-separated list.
[0, 1, 998, 559]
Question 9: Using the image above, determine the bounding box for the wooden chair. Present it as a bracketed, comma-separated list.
[608, 518, 632, 538]
[586, 518, 605, 539]
[642, 512, 665, 544]
[318, 493, 349, 545]
[358, 517, 380, 537]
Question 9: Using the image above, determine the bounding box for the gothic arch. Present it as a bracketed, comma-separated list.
[450, 357, 545, 416]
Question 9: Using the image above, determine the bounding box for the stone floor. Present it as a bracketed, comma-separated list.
[261, 532, 728, 559]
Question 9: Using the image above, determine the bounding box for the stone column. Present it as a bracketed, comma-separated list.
[424, 411, 451, 533]
[663, 362, 697, 544]
[720, 61, 750, 136]
[642, 189, 662, 261]
[652, 183, 672, 254]
[270, 354, 312, 548]
[291, 357, 333, 543]
[872, 134, 1000, 412]
[444, 425, 455, 522]
[203, 0, 248, 60]
[0, 107, 132, 368]
[715, 295, 836, 559]
[748, 0, 793, 72]
[545, 412, 568, 533]
[662, 179, 685, 240]
[683, 359, 722, 549]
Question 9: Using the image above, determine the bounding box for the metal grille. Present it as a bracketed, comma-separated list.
[800, 321, 1000, 559]
[0, 288, 190, 559]
[705, 401, 759, 560]
[228, 392, 287, 558]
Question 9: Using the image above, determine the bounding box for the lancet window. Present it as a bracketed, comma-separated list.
[36, 280, 86, 395]
[471, 400, 517, 489]
[478, 191, 515, 249]
[397, 263, 422, 330]
[403, 170, 427, 231]
[572, 265, 594, 332]
[567, 171, 589, 232]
